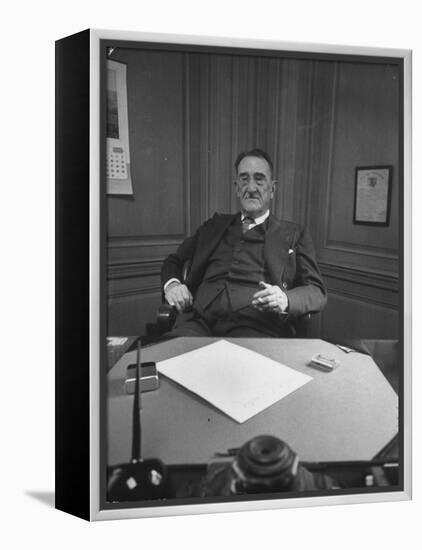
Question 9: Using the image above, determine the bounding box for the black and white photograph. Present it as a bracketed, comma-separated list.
[3, 0, 421, 546]
[101, 36, 406, 514]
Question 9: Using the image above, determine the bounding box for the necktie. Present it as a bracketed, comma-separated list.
[242, 216, 255, 233]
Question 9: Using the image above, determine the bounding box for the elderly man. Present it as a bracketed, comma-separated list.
[161, 149, 326, 337]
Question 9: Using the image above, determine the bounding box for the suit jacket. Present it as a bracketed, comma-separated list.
[161, 213, 327, 318]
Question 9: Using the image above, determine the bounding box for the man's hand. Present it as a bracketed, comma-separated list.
[164, 281, 193, 313]
[252, 281, 289, 314]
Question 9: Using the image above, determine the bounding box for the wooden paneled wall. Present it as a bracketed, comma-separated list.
[106, 49, 400, 340]
[307, 61, 400, 339]
[107, 49, 191, 335]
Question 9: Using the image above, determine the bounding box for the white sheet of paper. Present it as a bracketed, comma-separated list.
[157, 340, 312, 423]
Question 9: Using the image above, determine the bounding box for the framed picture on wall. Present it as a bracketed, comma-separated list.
[56, 29, 412, 521]
[353, 165, 392, 225]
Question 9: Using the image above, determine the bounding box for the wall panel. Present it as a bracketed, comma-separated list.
[327, 63, 399, 254]
[107, 49, 188, 240]
[321, 291, 399, 341]
[106, 48, 191, 335]
[207, 55, 235, 216]
[308, 60, 400, 340]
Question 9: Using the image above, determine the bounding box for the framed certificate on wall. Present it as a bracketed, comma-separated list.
[354, 165, 392, 225]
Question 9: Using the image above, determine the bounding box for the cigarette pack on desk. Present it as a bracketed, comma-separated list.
[308, 354, 340, 372]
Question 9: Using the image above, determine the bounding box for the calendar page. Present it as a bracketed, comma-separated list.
[107, 147, 128, 180]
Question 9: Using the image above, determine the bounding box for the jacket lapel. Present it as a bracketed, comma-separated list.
[264, 215, 293, 284]
[188, 213, 239, 287]
[198, 213, 238, 255]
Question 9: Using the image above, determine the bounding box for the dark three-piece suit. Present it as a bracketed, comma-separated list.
[161, 212, 327, 337]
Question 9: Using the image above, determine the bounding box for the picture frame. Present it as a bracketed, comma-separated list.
[55, 29, 412, 521]
[353, 166, 392, 225]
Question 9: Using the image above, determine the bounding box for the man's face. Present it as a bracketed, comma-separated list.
[235, 156, 276, 218]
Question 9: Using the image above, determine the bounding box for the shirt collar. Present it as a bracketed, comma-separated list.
[241, 210, 270, 226]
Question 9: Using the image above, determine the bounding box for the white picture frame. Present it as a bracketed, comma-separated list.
[55, 28, 412, 521]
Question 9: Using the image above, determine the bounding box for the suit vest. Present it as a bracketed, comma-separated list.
[195, 218, 269, 311]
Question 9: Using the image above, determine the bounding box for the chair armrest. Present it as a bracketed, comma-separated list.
[293, 313, 312, 338]
[157, 304, 178, 333]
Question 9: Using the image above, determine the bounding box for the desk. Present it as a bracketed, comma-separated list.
[107, 337, 398, 467]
